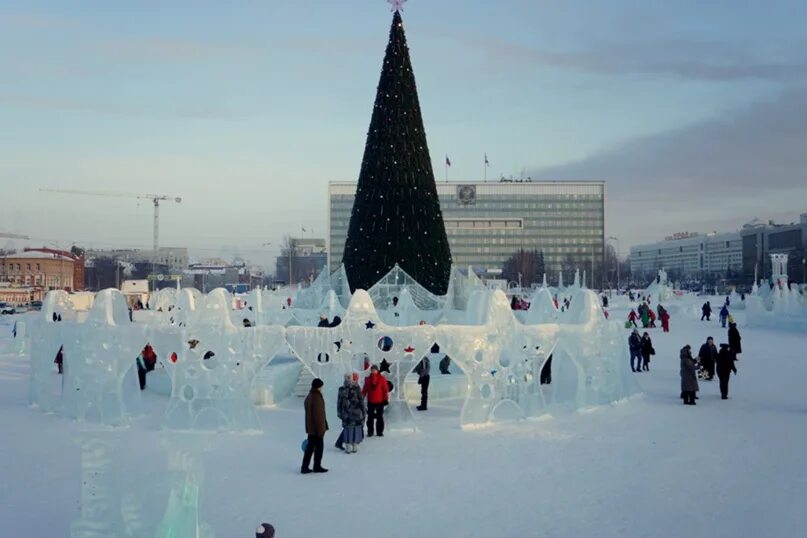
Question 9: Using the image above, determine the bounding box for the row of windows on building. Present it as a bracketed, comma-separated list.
[4, 274, 70, 287]
[4, 263, 43, 272]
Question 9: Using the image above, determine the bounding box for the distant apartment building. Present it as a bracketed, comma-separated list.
[184, 259, 263, 292]
[275, 238, 328, 286]
[328, 181, 606, 282]
[740, 214, 807, 282]
[85, 247, 189, 272]
[629, 232, 743, 282]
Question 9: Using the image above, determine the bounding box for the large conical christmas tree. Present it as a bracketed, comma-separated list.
[342, 9, 452, 295]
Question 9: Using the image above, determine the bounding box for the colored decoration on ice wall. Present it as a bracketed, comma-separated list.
[342, 9, 452, 295]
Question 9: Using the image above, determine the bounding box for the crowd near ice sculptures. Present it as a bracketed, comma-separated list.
[26, 263, 640, 430]
[747, 254, 807, 329]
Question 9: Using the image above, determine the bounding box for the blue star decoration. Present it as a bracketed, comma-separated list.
[365, 320, 376, 329]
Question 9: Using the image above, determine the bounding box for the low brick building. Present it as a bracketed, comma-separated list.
[0, 248, 84, 303]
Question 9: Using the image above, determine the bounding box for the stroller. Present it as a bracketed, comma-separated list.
[697, 358, 714, 381]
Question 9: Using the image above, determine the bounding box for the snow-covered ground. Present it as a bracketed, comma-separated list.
[1, 297, 805, 537]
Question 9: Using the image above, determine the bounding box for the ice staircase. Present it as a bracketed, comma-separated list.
[293, 367, 315, 397]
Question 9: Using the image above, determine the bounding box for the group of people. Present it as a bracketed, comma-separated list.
[301, 344, 443, 474]
[301, 362, 392, 474]
[680, 326, 740, 403]
[627, 303, 670, 332]
[628, 329, 655, 372]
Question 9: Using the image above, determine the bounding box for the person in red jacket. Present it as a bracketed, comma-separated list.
[362, 365, 389, 437]
[658, 305, 671, 333]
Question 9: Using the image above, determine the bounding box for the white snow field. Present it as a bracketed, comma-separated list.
[1, 297, 805, 538]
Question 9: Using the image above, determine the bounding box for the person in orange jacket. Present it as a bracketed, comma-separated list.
[362, 365, 389, 437]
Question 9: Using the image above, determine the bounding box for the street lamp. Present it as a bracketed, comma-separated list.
[607, 236, 620, 292]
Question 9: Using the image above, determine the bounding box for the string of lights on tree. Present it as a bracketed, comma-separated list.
[342, 3, 452, 296]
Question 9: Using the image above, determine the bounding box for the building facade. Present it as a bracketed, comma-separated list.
[328, 181, 606, 284]
[85, 247, 189, 272]
[0, 249, 81, 301]
[629, 232, 743, 283]
[275, 238, 328, 286]
[740, 214, 807, 283]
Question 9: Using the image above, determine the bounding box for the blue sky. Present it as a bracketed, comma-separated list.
[1, 0, 806, 267]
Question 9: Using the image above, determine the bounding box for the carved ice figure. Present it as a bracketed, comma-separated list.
[286, 290, 435, 431]
[524, 286, 558, 324]
[28, 317, 68, 413]
[152, 289, 287, 430]
[433, 288, 638, 427]
[368, 263, 446, 311]
[434, 289, 559, 424]
[63, 290, 144, 425]
[42, 289, 78, 321]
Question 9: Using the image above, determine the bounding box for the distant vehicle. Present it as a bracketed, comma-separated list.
[29, 301, 43, 311]
[0, 302, 16, 315]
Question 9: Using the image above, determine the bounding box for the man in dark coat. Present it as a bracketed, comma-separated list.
[416, 344, 436, 411]
[317, 314, 330, 328]
[697, 337, 718, 380]
[680, 345, 699, 405]
[701, 301, 712, 321]
[716, 344, 737, 399]
[728, 322, 742, 359]
[302, 378, 329, 474]
[628, 329, 642, 372]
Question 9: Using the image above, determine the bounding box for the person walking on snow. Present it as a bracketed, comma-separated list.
[362, 365, 389, 437]
[640, 332, 655, 371]
[416, 344, 437, 411]
[658, 304, 671, 333]
[697, 337, 718, 381]
[337, 373, 365, 453]
[628, 329, 642, 373]
[680, 345, 699, 405]
[716, 343, 737, 399]
[301, 378, 328, 474]
[648, 308, 657, 328]
[719, 304, 730, 328]
[640, 304, 650, 328]
[728, 322, 742, 360]
[701, 301, 712, 321]
[628, 309, 638, 328]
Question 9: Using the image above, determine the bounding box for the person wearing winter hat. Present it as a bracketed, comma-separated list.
[680, 345, 699, 405]
[337, 372, 366, 453]
[302, 378, 328, 474]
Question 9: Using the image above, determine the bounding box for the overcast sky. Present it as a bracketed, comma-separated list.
[1, 0, 805, 268]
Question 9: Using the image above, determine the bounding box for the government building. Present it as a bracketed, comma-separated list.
[328, 181, 605, 282]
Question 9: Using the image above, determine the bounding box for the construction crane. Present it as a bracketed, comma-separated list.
[40, 188, 182, 290]
[0, 232, 30, 240]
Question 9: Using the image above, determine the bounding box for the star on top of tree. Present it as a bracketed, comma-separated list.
[387, 0, 406, 11]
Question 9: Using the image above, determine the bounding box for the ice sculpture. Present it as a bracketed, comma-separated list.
[63, 290, 144, 425]
[450, 288, 635, 425]
[644, 268, 675, 302]
[368, 263, 446, 311]
[747, 254, 807, 329]
[286, 289, 436, 431]
[70, 433, 216, 538]
[28, 317, 68, 413]
[150, 289, 287, 431]
[42, 288, 78, 321]
[524, 285, 558, 324]
[434, 290, 560, 424]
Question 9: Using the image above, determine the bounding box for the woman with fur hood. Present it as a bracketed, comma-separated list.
[337, 373, 366, 453]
